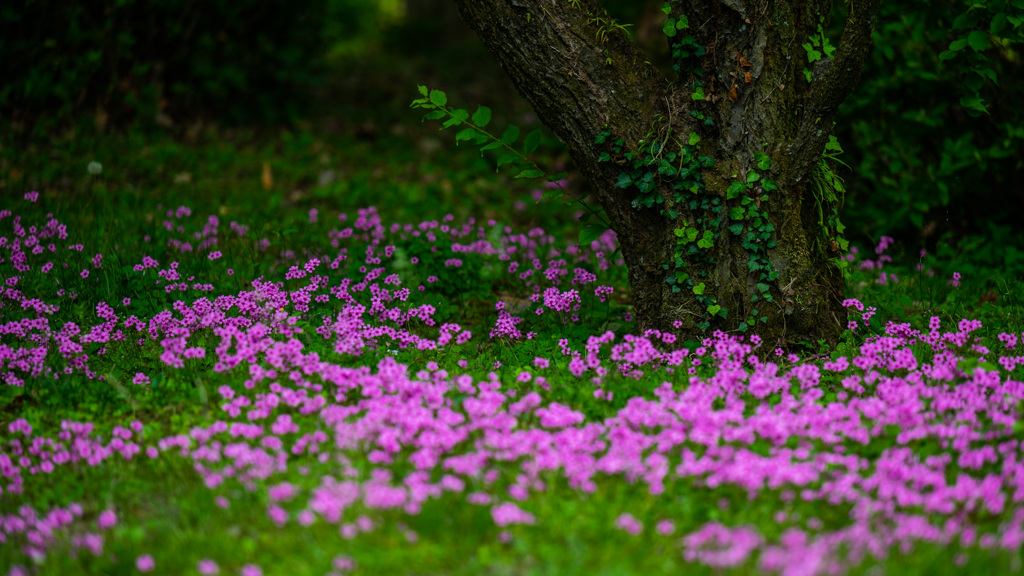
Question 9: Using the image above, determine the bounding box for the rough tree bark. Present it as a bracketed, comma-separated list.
[452, 0, 880, 347]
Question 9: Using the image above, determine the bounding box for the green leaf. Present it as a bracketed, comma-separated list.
[579, 225, 606, 245]
[756, 282, 770, 293]
[746, 171, 761, 183]
[422, 110, 446, 121]
[472, 106, 492, 128]
[686, 228, 698, 243]
[693, 282, 705, 295]
[546, 171, 568, 183]
[480, 141, 504, 151]
[455, 128, 477, 143]
[756, 153, 771, 171]
[992, 13, 1009, 35]
[442, 109, 470, 128]
[674, 227, 687, 237]
[661, 3, 671, 15]
[615, 174, 633, 188]
[515, 169, 545, 179]
[677, 14, 689, 28]
[663, 19, 677, 37]
[496, 153, 518, 168]
[688, 132, 701, 145]
[950, 38, 969, 51]
[501, 125, 520, 145]
[761, 179, 778, 192]
[967, 30, 990, 51]
[524, 130, 543, 154]
[729, 207, 745, 220]
[429, 90, 448, 107]
[960, 93, 988, 113]
[727, 182, 746, 199]
[691, 87, 706, 101]
[417, 85, 429, 97]
[697, 231, 714, 249]
[707, 304, 721, 316]
[729, 223, 745, 235]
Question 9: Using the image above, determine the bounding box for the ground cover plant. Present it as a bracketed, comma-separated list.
[2, 126, 1024, 575]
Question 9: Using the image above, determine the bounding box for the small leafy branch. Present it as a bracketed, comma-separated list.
[410, 85, 612, 240]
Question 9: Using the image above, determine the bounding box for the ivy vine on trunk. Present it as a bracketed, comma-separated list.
[451, 0, 880, 347]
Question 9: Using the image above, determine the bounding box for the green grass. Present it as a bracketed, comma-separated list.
[1, 118, 1023, 576]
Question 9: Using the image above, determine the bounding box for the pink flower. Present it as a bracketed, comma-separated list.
[491, 502, 536, 526]
[97, 510, 117, 529]
[241, 565, 262, 576]
[615, 513, 643, 535]
[208, 251, 223, 260]
[136, 554, 155, 572]
[197, 559, 219, 575]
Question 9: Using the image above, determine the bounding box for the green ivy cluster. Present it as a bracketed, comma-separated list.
[802, 22, 837, 82]
[724, 152, 780, 331]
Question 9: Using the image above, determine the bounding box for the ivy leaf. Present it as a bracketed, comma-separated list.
[756, 152, 771, 171]
[761, 179, 778, 192]
[524, 129, 543, 154]
[747, 171, 761, 183]
[707, 304, 721, 316]
[472, 106, 492, 128]
[688, 132, 701, 145]
[663, 18, 677, 37]
[615, 174, 633, 188]
[501, 125, 520, 145]
[429, 90, 448, 107]
[661, 3, 672, 15]
[729, 207, 745, 220]
[691, 87, 706, 101]
[697, 231, 714, 249]
[693, 282, 706, 295]
[729, 223, 745, 235]
[727, 182, 746, 199]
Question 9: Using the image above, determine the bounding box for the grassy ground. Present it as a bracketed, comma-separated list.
[2, 56, 1024, 575]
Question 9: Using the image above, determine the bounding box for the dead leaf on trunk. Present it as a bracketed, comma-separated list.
[738, 55, 753, 67]
[744, 71, 753, 84]
[728, 85, 738, 102]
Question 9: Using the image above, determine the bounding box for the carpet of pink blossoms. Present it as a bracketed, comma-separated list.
[2, 192, 1024, 575]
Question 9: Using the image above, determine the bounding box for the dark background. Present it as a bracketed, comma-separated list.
[2, 0, 1022, 270]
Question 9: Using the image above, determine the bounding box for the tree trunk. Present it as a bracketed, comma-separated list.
[452, 0, 880, 348]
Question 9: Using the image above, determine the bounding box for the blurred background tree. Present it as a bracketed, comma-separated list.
[2, 0, 1021, 270]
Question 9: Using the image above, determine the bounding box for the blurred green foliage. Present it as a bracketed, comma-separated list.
[834, 0, 1024, 266]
